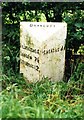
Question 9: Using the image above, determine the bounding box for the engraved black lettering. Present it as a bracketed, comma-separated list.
[30, 24, 33, 27]
[21, 53, 29, 59]
[51, 49, 53, 53]
[52, 48, 55, 52]
[49, 49, 51, 53]
[29, 24, 56, 27]
[35, 57, 37, 61]
[34, 25, 36, 27]
[61, 46, 63, 51]
[35, 57, 39, 63]
[36, 66, 39, 71]
[55, 48, 57, 52]
[44, 50, 46, 54]
[30, 56, 32, 59]
[21, 59, 39, 71]
[40, 25, 42, 27]
[37, 59, 39, 63]
[37, 49, 39, 54]
[21, 44, 39, 54]
[58, 48, 59, 52]
[46, 50, 48, 54]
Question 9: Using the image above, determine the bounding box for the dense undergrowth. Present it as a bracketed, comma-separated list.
[0, 62, 84, 119]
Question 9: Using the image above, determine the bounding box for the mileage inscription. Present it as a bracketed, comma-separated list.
[21, 44, 65, 55]
[21, 59, 39, 71]
[20, 44, 65, 72]
[20, 52, 39, 63]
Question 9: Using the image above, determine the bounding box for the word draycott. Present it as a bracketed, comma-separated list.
[30, 23, 56, 27]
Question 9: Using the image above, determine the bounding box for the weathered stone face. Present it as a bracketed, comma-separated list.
[20, 22, 67, 82]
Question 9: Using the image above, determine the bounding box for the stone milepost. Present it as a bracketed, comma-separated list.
[20, 22, 67, 82]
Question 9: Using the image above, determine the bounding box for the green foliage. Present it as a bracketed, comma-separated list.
[63, 9, 84, 53]
[70, 62, 84, 81]
[2, 24, 20, 73]
[77, 44, 84, 55]
[0, 75, 83, 119]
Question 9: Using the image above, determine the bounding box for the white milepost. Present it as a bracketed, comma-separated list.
[20, 22, 67, 82]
